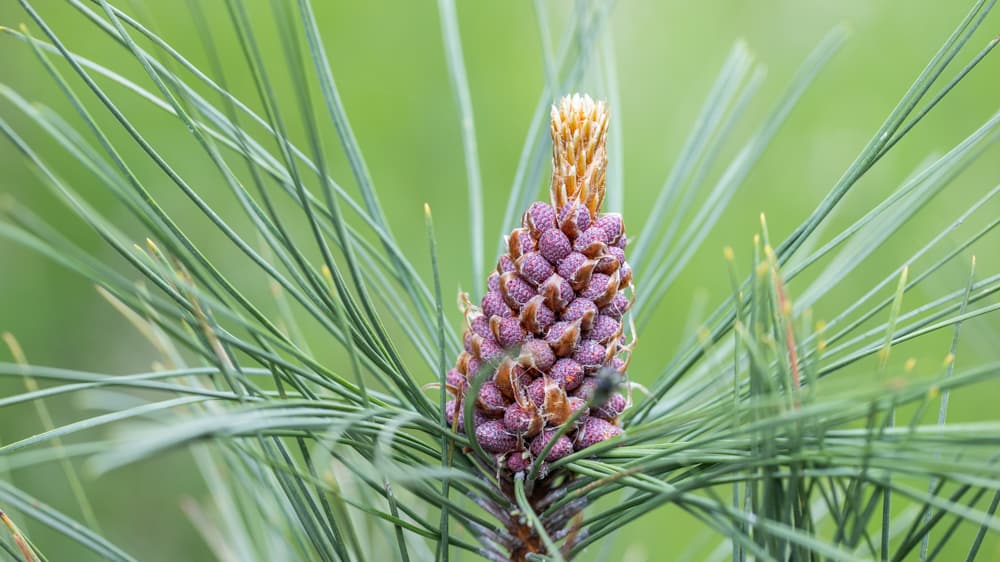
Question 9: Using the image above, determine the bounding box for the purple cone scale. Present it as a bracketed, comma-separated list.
[445, 94, 632, 483]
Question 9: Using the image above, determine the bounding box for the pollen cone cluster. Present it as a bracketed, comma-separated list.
[446, 95, 633, 479]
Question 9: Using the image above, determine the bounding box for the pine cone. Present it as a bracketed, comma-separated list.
[448, 94, 632, 480]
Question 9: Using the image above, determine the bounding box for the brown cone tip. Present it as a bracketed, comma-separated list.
[550, 94, 609, 217]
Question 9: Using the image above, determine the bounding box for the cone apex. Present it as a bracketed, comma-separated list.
[550, 94, 609, 217]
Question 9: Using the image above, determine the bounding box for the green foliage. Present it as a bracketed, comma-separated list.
[1, 0, 999, 560]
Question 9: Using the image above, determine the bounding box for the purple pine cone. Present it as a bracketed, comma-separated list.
[453, 171, 634, 481]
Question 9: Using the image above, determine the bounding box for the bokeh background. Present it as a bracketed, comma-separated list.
[1, 0, 998, 560]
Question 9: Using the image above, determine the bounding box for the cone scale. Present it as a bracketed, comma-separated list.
[447, 95, 633, 560]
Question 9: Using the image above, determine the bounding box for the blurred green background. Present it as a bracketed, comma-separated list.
[1, 0, 998, 560]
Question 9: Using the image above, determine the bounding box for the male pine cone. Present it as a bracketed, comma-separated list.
[446, 94, 632, 479]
